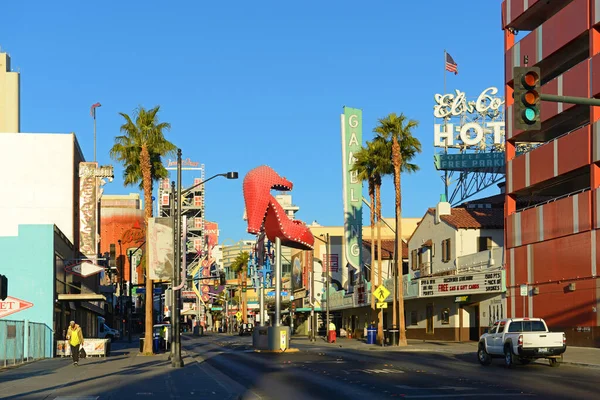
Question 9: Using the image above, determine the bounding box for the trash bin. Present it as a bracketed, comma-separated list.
[198, 325, 204, 336]
[153, 337, 160, 353]
[193, 326, 199, 336]
[388, 326, 400, 346]
[366, 325, 377, 345]
[139, 338, 144, 352]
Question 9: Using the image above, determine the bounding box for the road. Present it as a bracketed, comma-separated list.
[187, 334, 600, 400]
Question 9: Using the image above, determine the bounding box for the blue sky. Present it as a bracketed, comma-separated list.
[1, 1, 505, 242]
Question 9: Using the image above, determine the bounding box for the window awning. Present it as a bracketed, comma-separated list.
[57, 294, 107, 302]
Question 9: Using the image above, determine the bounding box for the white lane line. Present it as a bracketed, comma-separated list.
[402, 394, 534, 398]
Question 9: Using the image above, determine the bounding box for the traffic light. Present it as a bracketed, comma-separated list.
[514, 66, 541, 131]
[0, 274, 7, 301]
[219, 271, 226, 286]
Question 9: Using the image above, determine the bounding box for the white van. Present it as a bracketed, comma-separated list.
[97, 317, 120, 341]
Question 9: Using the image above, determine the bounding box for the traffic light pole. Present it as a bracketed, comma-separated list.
[539, 93, 600, 107]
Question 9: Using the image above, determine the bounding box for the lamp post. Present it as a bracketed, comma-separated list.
[312, 233, 330, 338]
[118, 239, 124, 336]
[171, 148, 238, 368]
[127, 240, 145, 343]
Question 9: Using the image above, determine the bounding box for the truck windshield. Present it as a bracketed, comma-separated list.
[507, 320, 546, 332]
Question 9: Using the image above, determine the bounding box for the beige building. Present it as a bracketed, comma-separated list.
[0, 51, 20, 133]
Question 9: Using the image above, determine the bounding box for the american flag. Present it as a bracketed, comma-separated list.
[445, 52, 458, 75]
[90, 102, 102, 118]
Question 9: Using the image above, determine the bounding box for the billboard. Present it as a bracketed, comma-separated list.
[147, 217, 174, 281]
[433, 87, 505, 172]
[78, 162, 98, 258]
[341, 106, 363, 290]
[291, 252, 303, 290]
[204, 221, 219, 257]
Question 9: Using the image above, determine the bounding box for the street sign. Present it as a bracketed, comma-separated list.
[376, 302, 387, 309]
[235, 311, 242, 320]
[0, 296, 33, 319]
[66, 261, 105, 278]
[135, 288, 163, 294]
[373, 285, 391, 302]
[280, 329, 287, 351]
[520, 285, 528, 296]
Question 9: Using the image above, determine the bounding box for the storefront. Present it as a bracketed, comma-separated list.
[405, 269, 506, 341]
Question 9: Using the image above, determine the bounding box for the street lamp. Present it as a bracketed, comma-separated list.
[127, 240, 145, 343]
[312, 233, 330, 341]
[171, 148, 238, 369]
[118, 239, 124, 336]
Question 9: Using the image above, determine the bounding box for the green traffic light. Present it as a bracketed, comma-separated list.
[524, 108, 537, 123]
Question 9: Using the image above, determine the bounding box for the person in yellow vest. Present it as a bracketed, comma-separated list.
[66, 320, 84, 366]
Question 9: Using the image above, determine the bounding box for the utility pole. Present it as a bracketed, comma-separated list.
[118, 240, 124, 337]
[171, 149, 184, 368]
[310, 251, 315, 342]
[325, 233, 330, 331]
[274, 237, 282, 327]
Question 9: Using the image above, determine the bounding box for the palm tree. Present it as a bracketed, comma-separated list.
[352, 139, 390, 343]
[230, 251, 250, 324]
[110, 105, 176, 354]
[373, 112, 421, 346]
[352, 143, 378, 327]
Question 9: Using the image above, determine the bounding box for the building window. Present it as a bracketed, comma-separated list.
[194, 196, 202, 206]
[441, 238, 452, 262]
[194, 217, 203, 228]
[478, 236, 493, 252]
[410, 311, 418, 326]
[411, 250, 418, 271]
[441, 308, 450, 325]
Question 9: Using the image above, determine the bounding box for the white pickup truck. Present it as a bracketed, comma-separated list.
[478, 318, 566, 368]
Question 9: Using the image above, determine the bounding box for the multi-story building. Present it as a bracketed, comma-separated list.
[406, 201, 505, 341]
[502, 0, 600, 346]
[0, 51, 19, 133]
[0, 132, 107, 349]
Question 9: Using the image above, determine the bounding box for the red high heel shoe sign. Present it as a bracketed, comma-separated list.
[243, 166, 314, 250]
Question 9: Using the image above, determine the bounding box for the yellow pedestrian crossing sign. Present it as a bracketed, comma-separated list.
[235, 311, 242, 320]
[373, 285, 391, 302]
[376, 302, 387, 309]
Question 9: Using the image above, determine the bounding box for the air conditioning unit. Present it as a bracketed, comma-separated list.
[532, 287, 540, 295]
[567, 283, 576, 292]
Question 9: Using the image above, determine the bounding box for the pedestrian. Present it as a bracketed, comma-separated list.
[66, 320, 84, 366]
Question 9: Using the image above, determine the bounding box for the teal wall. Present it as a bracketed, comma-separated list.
[0, 225, 55, 334]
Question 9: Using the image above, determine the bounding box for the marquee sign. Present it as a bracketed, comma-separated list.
[0, 296, 33, 319]
[419, 271, 505, 298]
[434, 87, 505, 149]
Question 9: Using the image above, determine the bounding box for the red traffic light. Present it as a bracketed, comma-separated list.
[522, 71, 539, 89]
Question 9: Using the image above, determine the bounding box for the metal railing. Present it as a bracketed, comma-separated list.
[0, 320, 53, 367]
[517, 187, 590, 213]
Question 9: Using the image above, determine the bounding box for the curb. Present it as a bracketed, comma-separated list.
[561, 361, 600, 369]
[254, 348, 300, 354]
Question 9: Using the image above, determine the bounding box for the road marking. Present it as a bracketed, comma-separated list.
[355, 368, 404, 374]
[396, 385, 475, 391]
[401, 394, 534, 398]
[54, 397, 100, 400]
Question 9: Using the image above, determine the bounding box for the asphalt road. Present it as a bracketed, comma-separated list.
[186, 334, 600, 400]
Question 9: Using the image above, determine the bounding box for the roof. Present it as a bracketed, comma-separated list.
[363, 239, 408, 259]
[426, 207, 504, 229]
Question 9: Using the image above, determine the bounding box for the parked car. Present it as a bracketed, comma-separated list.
[478, 318, 566, 368]
[97, 317, 120, 341]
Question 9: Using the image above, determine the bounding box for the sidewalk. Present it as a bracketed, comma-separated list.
[291, 335, 600, 368]
[0, 338, 245, 399]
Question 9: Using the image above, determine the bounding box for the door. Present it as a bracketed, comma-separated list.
[426, 303, 434, 334]
[469, 305, 480, 341]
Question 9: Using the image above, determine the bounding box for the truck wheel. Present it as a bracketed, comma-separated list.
[549, 358, 560, 368]
[504, 346, 513, 368]
[477, 345, 492, 366]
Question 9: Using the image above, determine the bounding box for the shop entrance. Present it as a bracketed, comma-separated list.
[459, 303, 480, 341]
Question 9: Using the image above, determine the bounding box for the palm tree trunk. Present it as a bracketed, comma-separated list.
[375, 183, 384, 344]
[242, 267, 248, 324]
[392, 136, 408, 346]
[140, 145, 154, 354]
[369, 181, 377, 327]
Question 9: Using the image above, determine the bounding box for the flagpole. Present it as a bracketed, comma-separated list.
[443, 50, 449, 201]
[93, 108, 97, 163]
